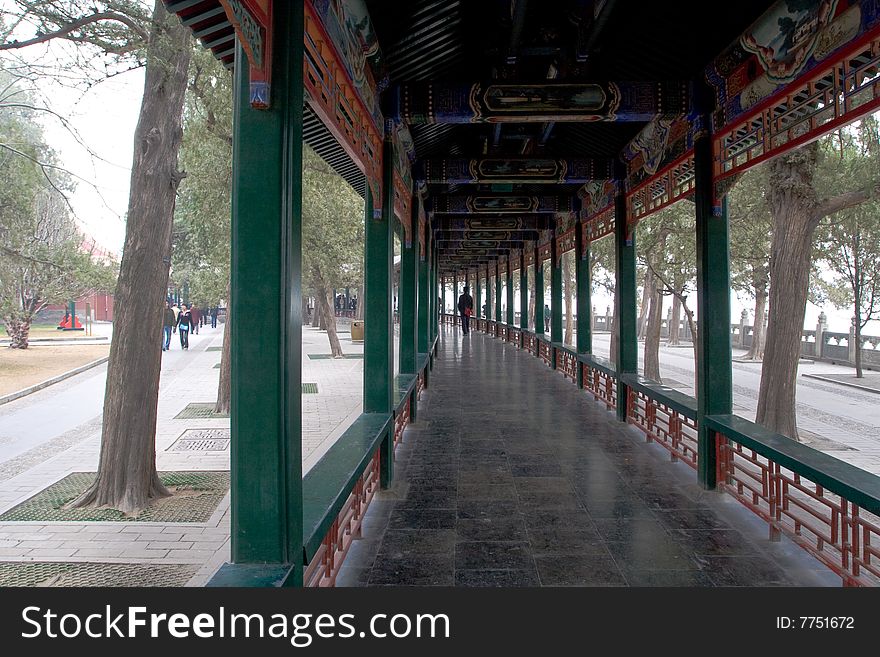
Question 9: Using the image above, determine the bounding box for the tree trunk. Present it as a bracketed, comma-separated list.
[356, 284, 364, 320]
[301, 295, 310, 327]
[214, 284, 231, 415]
[644, 285, 663, 382]
[563, 254, 573, 344]
[853, 235, 863, 378]
[528, 286, 536, 331]
[668, 295, 681, 345]
[313, 268, 344, 357]
[637, 270, 651, 340]
[683, 304, 697, 379]
[311, 293, 321, 327]
[745, 281, 767, 360]
[70, 3, 191, 514]
[756, 148, 820, 441]
[609, 312, 617, 366]
[4, 315, 32, 349]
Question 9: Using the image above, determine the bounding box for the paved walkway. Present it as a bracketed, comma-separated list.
[0, 321, 376, 586]
[583, 334, 880, 475]
[338, 325, 838, 586]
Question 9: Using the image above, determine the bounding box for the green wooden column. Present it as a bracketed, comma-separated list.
[400, 192, 418, 375]
[551, 236, 563, 344]
[534, 246, 545, 335]
[418, 221, 430, 356]
[453, 271, 458, 323]
[485, 266, 492, 319]
[475, 269, 482, 328]
[575, 221, 592, 388]
[506, 261, 514, 326]
[614, 180, 637, 422]
[366, 140, 395, 488]
[228, 0, 303, 583]
[433, 242, 439, 343]
[695, 126, 732, 490]
[519, 253, 528, 331]
[495, 261, 502, 324]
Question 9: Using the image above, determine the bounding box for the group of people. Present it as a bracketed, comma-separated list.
[162, 300, 220, 351]
[334, 295, 357, 312]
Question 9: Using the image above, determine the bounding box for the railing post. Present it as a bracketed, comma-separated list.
[694, 106, 732, 490]
[228, 1, 303, 583]
[614, 175, 637, 422]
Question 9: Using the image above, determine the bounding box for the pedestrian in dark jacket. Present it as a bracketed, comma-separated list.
[162, 301, 175, 351]
[458, 286, 474, 335]
[178, 305, 193, 350]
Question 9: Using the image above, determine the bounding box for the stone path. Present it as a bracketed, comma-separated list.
[338, 326, 839, 587]
[0, 320, 377, 586]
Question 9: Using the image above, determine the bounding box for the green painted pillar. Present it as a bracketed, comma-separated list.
[575, 221, 592, 355]
[495, 261, 502, 324]
[575, 221, 591, 389]
[506, 261, 514, 325]
[551, 236, 562, 345]
[433, 240, 439, 343]
[418, 226, 430, 356]
[400, 191, 418, 375]
[485, 267, 492, 319]
[534, 246, 545, 335]
[475, 269, 482, 328]
[453, 271, 458, 323]
[695, 127, 732, 490]
[615, 179, 637, 422]
[228, 2, 303, 583]
[365, 140, 395, 487]
[519, 253, 528, 330]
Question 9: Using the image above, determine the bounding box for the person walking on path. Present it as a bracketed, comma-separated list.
[544, 303, 551, 333]
[210, 305, 218, 328]
[190, 304, 201, 335]
[177, 304, 193, 350]
[162, 301, 175, 351]
[458, 286, 474, 335]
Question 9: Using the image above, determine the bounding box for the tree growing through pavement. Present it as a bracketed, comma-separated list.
[2, 0, 192, 513]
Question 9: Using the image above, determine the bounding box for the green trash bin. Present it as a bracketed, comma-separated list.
[351, 321, 364, 341]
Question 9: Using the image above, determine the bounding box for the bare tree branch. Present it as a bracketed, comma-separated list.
[0, 11, 148, 50]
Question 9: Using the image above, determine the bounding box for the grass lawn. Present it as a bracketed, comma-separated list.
[0, 344, 110, 397]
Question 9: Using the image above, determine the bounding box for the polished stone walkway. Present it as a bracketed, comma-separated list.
[338, 325, 840, 587]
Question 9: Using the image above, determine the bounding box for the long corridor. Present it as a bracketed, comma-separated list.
[338, 325, 839, 586]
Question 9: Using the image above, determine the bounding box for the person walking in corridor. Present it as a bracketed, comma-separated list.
[162, 300, 175, 351]
[178, 304, 192, 350]
[458, 285, 473, 335]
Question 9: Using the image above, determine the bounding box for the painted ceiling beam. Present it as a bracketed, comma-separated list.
[418, 157, 612, 184]
[388, 80, 689, 124]
[434, 230, 539, 241]
[433, 217, 555, 231]
[431, 195, 574, 214]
